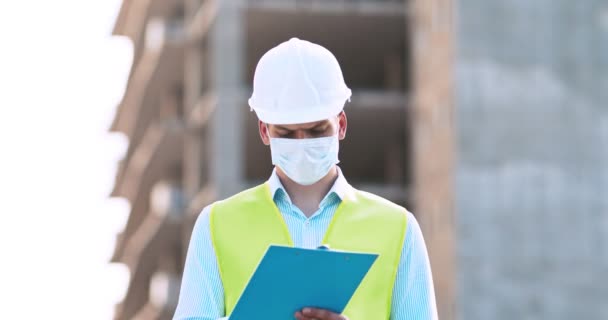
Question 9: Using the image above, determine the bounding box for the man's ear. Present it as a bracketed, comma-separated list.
[338, 111, 347, 140]
[259, 120, 271, 146]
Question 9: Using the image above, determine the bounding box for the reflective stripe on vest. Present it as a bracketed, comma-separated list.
[210, 183, 407, 320]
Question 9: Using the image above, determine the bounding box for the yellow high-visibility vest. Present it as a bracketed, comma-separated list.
[209, 183, 407, 319]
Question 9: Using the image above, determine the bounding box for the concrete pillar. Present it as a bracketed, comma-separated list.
[209, 0, 246, 198]
[410, 0, 456, 319]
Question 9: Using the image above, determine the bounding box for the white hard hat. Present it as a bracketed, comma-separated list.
[248, 38, 352, 125]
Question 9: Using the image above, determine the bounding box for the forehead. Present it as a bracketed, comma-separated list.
[270, 118, 333, 130]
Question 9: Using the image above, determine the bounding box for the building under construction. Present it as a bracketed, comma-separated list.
[109, 0, 455, 319]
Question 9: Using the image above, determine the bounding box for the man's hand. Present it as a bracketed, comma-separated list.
[294, 307, 349, 320]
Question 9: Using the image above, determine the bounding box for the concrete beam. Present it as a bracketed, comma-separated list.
[349, 90, 410, 110]
[186, 0, 218, 43]
[246, 0, 407, 16]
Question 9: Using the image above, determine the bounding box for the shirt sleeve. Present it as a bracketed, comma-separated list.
[173, 205, 226, 320]
[390, 211, 438, 320]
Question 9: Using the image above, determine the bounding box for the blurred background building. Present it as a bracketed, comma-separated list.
[108, 0, 607, 319]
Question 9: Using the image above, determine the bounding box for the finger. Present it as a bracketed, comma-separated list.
[294, 310, 316, 320]
[302, 307, 342, 320]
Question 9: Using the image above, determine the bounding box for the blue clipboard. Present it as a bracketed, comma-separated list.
[229, 245, 378, 320]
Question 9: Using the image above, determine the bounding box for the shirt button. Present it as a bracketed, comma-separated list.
[305, 220, 310, 226]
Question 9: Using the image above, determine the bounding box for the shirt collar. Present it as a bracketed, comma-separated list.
[267, 166, 355, 206]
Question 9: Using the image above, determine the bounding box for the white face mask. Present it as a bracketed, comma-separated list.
[269, 134, 340, 186]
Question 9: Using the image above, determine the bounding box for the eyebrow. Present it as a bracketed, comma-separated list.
[272, 125, 290, 131]
[274, 122, 328, 131]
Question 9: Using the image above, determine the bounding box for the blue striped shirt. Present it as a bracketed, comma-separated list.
[174, 168, 437, 319]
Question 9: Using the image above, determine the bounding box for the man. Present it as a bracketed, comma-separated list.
[174, 38, 437, 320]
